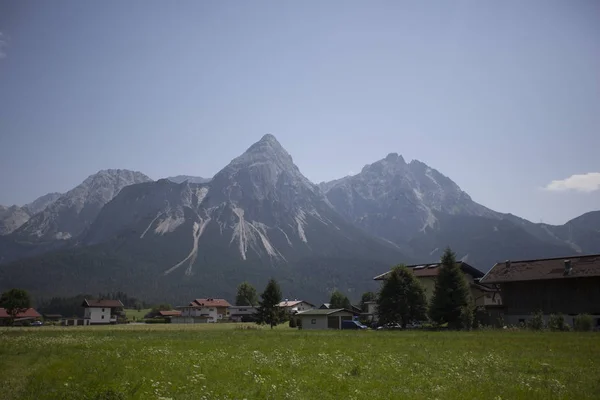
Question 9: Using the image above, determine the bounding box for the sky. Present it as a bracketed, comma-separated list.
[0, 1, 598, 225]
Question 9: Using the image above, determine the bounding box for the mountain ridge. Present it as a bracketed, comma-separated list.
[0, 135, 598, 303]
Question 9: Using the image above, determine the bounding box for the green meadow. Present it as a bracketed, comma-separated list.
[0, 324, 598, 400]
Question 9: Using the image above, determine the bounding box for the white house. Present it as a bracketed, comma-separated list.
[296, 308, 356, 330]
[174, 298, 231, 323]
[277, 300, 315, 314]
[229, 306, 257, 322]
[81, 299, 124, 325]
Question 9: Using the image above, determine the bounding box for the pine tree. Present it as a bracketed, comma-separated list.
[235, 282, 258, 306]
[377, 265, 427, 328]
[255, 279, 286, 329]
[428, 247, 472, 329]
[329, 290, 351, 309]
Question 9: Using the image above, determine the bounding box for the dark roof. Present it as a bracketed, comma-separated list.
[374, 261, 484, 280]
[296, 308, 359, 316]
[82, 299, 124, 308]
[158, 310, 181, 317]
[480, 254, 600, 284]
[0, 308, 41, 319]
[189, 298, 231, 308]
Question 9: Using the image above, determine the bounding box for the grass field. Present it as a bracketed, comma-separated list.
[124, 308, 152, 321]
[0, 324, 599, 400]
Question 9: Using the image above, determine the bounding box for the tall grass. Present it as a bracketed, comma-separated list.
[0, 324, 598, 399]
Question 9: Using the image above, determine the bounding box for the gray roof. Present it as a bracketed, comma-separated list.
[296, 308, 355, 316]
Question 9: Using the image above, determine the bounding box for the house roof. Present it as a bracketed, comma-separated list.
[480, 254, 600, 284]
[296, 308, 359, 316]
[189, 298, 232, 308]
[0, 308, 41, 319]
[319, 303, 331, 309]
[277, 300, 314, 308]
[158, 310, 182, 317]
[82, 299, 124, 308]
[373, 261, 485, 280]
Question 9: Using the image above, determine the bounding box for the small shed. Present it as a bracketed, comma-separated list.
[296, 308, 356, 330]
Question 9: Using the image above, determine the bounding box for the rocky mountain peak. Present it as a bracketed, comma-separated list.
[210, 135, 318, 206]
[12, 169, 151, 241]
[23, 192, 62, 215]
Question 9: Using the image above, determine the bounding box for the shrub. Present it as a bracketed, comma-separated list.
[548, 314, 568, 331]
[289, 318, 297, 328]
[527, 310, 545, 330]
[143, 318, 168, 324]
[574, 314, 593, 332]
[459, 306, 474, 331]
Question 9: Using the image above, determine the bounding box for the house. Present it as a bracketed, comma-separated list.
[229, 306, 257, 322]
[374, 261, 501, 308]
[174, 298, 231, 323]
[0, 308, 41, 326]
[42, 314, 63, 322]
[277, 300, 315, 314]
[296, 308, 357, 330]
[361, 301, 378, 323]
[480, 255, 600, 327]
[81, 299, 124, 325]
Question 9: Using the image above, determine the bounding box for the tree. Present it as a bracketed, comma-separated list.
[235, 282, 258, 306]
[428, 247, 472, 329]
[360, 291, 376, 312]
[330, 290, 351, 309]
[377, 265, 427, 328]
[255, 279, 286, 329]
[151, 304, 172, 313]
[0, 289, 32, 326]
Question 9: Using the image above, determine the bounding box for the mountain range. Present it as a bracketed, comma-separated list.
[0, 135, 598, 303]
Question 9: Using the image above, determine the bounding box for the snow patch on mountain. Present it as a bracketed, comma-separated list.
[140, 212, 162, 239]
[164, 217, 211, 276]
[155, 214, 186, 235]
[295, 210, 308, 243]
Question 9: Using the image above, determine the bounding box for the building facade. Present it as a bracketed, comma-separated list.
[481, 255, 600, 327]
[277, 300, 315, 314]
[81, 299, 124, 325]
[296, 309, 356, 330]
[374, 261, 501, 308]
[175, 298, 231, 323]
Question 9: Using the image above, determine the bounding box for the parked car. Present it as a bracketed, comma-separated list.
[31, 321, 43, 326]
[377, 323, 402, 330]
[341, 320, 368, 330]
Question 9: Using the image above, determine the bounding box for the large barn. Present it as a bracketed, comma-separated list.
[480, 254, 600, 327]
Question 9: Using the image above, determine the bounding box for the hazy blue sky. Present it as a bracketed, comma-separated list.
[0, 1, 598, 224]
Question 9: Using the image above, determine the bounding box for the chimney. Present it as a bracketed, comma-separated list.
[564, 260, 572, 276]
[505, 260, 511, 268]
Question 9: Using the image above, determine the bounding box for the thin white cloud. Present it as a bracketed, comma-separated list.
[543, 172, 600, 193]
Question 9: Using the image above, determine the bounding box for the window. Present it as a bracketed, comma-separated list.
[311, 319, 316, 325]
[240, 308, 246, 312]
[209, 308, 215, 312]
[102, 308, 105, 312]
[101, 315, 105, 319]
